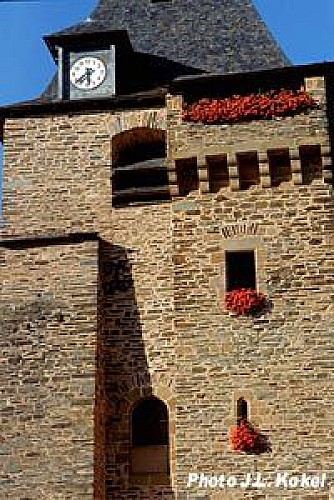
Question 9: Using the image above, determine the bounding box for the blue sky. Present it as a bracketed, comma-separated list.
[0, 0, 97, 106]
[0, 0, 334, 106]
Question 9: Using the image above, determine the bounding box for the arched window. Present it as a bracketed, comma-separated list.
[112, 128, 170, 206]
[132, 397, 169, 446]
[237, 397, 248, 424]
[131, 397, 169, 478]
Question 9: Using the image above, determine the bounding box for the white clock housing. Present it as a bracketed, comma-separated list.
[70, 56, 106, 90]
[47, 30, 128, 100]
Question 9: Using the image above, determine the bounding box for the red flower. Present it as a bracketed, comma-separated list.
[225, 288, 267, 316]
[183, 89, 316, 125]
[230, 420, 262, 453]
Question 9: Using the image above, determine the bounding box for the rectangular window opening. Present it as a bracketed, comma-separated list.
[299, 145, 322, 184]
[237, 152, 260, 190]
[267, 148, 292, 187]
[175, 157, 199, 196]
[226, 250, 256, 292]
[207, 154, 229, 193]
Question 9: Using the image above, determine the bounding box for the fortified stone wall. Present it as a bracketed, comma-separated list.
[0, 72, 333, 500]
[97, 74, 333, 498]
[1, 107, 166, 238]
[166, 75, 333, 499]
[1, 113, 111, 236]
[1, 105, 175, 499]
[168, 81, 327, 157]
[171, 183, 333, 499]
[166, 77, 332, 194]
[98, 208, 176, 498]
[0, 238, 99, 499]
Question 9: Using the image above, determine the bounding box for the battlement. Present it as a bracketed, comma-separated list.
[166, 74, 332, 194]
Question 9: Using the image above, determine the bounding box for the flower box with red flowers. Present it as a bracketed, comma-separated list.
[183, 89, 316, 125]
[230, 420, 263, 454]
[224, 288, 267, 316]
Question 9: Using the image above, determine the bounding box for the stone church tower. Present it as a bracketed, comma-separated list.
[0, 1, 333, 499]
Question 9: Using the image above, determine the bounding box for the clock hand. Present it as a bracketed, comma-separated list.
[75, 67, 95, 85]
[75, 72, 88, 85]
[86, 68, 94, 86]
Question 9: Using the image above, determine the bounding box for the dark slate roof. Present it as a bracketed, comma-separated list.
[52, 0, 289, 71]
[42, 0, 290, 102]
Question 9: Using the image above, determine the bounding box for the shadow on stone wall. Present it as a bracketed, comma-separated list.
[0, 297, 57, 425]
[97, 240, 175, 499]
[325, 70, 334, 183]
[0, 295, 71, 495]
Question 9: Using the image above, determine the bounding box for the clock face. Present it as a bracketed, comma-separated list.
[70, 56, 107, 90]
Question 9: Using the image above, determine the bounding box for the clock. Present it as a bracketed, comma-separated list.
[70, 56, 107, 90]
[47, 29, 125, 100]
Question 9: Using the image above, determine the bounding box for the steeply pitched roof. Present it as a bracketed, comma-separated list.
[52, 0, 289, 71]
[42, 0, 290, 101]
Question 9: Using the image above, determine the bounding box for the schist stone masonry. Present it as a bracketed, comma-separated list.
[0, 1, 333, 499]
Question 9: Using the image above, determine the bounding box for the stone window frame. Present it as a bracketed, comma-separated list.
[225, 390, 264, 428]
[174, 156, 199, 196]
[129, 396, 170, 484]
[111, 127, 170, 206]
[126, 387, 175, 487]
[236, 397, 248, 424]
[225, 249, 256, 292]
[221, 236, 267, 298]
[131, 396, 169, 447]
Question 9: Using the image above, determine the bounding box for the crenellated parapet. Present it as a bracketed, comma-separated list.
[166, 68, 333, 199]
